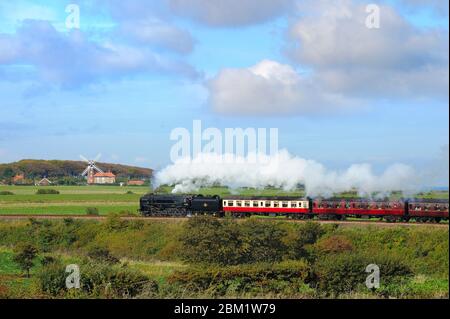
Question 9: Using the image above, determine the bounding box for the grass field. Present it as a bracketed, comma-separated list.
[0, 185, 448, 216]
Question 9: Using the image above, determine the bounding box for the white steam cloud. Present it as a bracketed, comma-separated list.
[154, 150, 422, 197]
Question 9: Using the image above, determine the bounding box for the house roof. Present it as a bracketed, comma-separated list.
[93, 172, 116, 177]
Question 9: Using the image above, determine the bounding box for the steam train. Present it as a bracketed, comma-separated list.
[139, 194, 449, 223]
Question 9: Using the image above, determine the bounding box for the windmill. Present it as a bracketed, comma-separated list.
[80, 154, 103, 184]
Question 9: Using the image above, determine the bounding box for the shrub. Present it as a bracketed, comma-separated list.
[125, 191, 134, 194]
[168, 260, 311, 297]
[292, 222, 325, 259]
[86, 207, 99, 216]
[180, 217, 291, 265]
[80, 261, 155, 298]
[36, 189, 60, 194]
[0, 191, 14, 195]
[312, 252, 412, 296]
[87, 247, 120, 265]
[13, 243, 39, 277]
[37, 258, 67, 296]
[180, 217, 246, 265]
[315, 235, 354, 254]
[38, 259, 156, 298]
[240, 219, 287, 263]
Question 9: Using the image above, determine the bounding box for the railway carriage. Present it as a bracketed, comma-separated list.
[222, 196, 310, 217]
[406, 199, 449, 222]
[311, 198, 405, 221]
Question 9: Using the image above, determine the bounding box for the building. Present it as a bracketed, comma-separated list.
[13, 173, 25, 184]
[36, 178, 52, 186]
[127, 180, 145, 186]
[93, 171, 116, 184]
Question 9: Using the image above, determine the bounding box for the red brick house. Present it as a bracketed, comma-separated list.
[93, 171, 116, 184]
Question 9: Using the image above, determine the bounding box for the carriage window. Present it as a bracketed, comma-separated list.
[228, 201, 234, 207]
[236, 201, 242, 207]
[253, 201, 259, 207]
[265, 201, 271, 207]
[291, 202, 297, 208]
[273, 201, 279, 208]
[282, 201, 289, 208]
[223, 201, 228, 206]
[244, 201, 251, 207]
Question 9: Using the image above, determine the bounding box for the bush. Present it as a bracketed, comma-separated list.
[180, 217, 291, 265]
[36, 189, 60, 195]
[37, 259, 67, 296]
[87, 247, 120, 265]
[168, 260, 311, 297]
[38, 258, 156, 298]
[292, 222, 326, 259]
[315, 235, 354, 254]
[312, 252, 412, 296]
[79, 261, 155, 298]
[0, 191, 14, 195]
[180, 217, 246, 265]
[240, 219, 287, 263]
[86, 207, 99, 216]
[13, 243, 38, 277]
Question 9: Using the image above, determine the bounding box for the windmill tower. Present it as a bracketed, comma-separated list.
[80, 154, 103, 184]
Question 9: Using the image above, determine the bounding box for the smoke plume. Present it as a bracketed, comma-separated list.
[154, 149, 425, 197]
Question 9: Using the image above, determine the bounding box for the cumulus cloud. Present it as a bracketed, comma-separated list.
[209, 0, 448, 115]
[167, 0, 293, 27]
[287, 0, 449, 99]
[101, 0, 195, 54]
[0, 20, 198, 88]
[154, 149, 421, 197]
[117, 20, 195, 54]
[208, 59, 360, 115]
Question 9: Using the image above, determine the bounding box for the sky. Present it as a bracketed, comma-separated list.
[0, 0, 448, 184]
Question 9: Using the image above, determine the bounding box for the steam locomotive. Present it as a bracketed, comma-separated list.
[139, 194, 449, 222]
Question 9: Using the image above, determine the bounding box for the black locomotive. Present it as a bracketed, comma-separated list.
[139, 193, 222, 217]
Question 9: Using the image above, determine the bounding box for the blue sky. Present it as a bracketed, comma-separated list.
[0, 0, 448, 181]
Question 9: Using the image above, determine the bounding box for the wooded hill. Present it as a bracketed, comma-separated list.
[0, 159, 152, 179]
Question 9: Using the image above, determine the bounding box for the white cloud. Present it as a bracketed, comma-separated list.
[167, 0, 293, 27]
[208, 59, 359, 115]
[0, 20, 198, 88]
[287, 0, 449, 99]
[118, 19, 195, 54]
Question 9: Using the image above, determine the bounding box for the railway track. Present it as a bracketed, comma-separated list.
[0, 214, 448, 227]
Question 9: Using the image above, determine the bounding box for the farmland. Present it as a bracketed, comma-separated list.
[0, 185, 148, 215]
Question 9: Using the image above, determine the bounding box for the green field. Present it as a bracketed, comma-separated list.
[0, 185, 448, 216]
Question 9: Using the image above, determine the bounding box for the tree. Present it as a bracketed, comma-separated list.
[180, 217, 246, 265]
[293, 222, 325, 259]
[13, 244, 38, 277]
[240, 219, 287, 263]
[2, 167, 14, 179]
